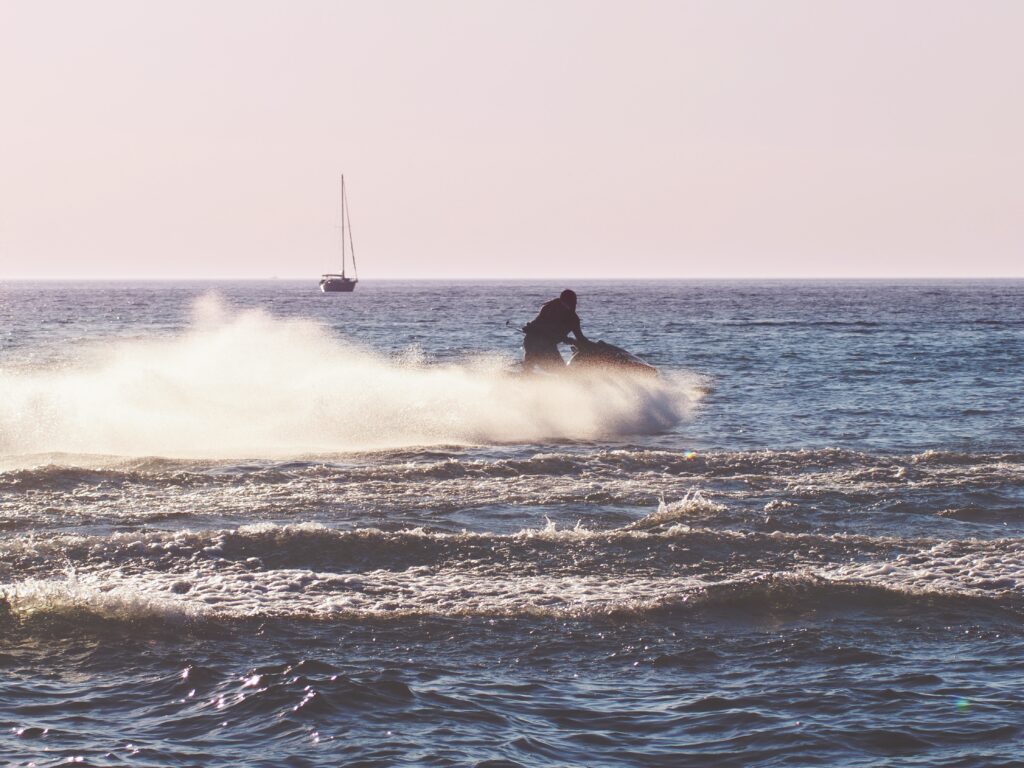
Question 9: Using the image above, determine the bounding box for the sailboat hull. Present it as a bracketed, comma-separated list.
[320, 276, 357, 293]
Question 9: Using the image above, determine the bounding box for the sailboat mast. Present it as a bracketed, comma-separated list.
[344, 180, 357, 280]
[340, 174, 346, 278]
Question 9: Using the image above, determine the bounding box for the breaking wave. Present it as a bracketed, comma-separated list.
[0, 296, 699, 463]
[2, 521, 1020, 632]
[8, 446, 1023, 491]
[3, 566, 1018, 634]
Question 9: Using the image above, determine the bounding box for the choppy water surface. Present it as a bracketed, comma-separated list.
[1, 280, 1022, 766]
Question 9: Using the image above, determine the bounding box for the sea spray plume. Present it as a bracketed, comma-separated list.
[0, 295, 700, 461]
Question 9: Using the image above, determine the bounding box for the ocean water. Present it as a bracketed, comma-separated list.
[0, 279, 1022, 767]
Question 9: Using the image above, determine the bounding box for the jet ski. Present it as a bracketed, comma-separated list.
[566, 338, 657, 377]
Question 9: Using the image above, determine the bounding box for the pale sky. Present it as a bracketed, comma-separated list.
[1, 0, 1022, 279]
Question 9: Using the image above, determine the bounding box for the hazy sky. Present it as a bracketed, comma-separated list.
[2, 0, 1022, 279]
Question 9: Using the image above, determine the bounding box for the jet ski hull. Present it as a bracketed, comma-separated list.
[567, 340, 657, 377]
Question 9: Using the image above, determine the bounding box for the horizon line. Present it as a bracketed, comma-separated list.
[3, 275, 1024, 282]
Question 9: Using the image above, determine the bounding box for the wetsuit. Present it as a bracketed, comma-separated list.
[523, 297, 585, 372]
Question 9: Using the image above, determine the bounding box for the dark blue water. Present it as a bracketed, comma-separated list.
[1, 280, 1022, 766]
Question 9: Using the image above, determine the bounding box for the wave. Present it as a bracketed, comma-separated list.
[0, 520, 912, 578]
[2, 522, 1019, 632]
[4, 447, 1022, 540]
[6, 446, 1024, 489]
[625, 491, 727, 529]
[3, 568, 1018, 636]
[0, 296, 699, 463]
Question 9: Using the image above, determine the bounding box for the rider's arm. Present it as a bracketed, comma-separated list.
[571, 313, 587, 342]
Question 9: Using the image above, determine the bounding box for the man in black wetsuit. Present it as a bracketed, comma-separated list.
[522, 289, 588, 372]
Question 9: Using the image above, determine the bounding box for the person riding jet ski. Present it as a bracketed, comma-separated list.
[522, 289, 587, 372]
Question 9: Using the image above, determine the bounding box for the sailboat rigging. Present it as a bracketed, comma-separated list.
[319, 174, 358, 293]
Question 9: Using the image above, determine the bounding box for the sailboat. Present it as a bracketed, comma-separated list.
[319, 174, 358, 293]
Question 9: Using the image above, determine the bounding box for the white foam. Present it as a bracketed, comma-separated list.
[0, 561, 714, 621]
[2, 571, 198, 624]
[2, 522, 1020, 624]
[626, 490, 726, 530]
[820, 538, 1024, 597]
[0, 296, 699, 463]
